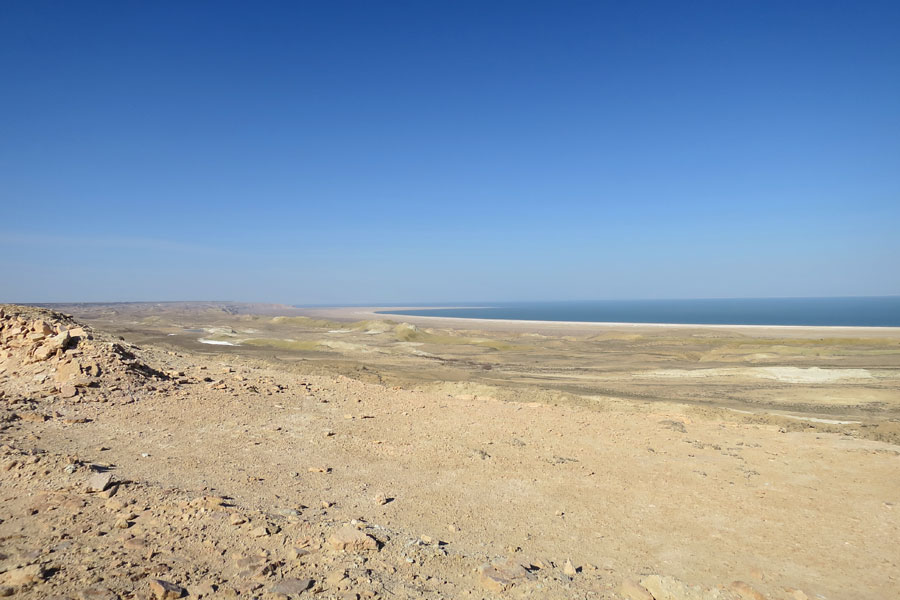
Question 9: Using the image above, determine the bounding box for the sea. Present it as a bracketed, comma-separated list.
[375, 297, 900, 327]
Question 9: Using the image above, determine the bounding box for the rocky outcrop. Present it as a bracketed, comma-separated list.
[0, 304, 167, 405]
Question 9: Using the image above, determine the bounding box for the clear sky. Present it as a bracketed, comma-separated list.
[2, 1, 898, 304]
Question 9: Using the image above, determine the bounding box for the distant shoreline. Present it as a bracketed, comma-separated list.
[296, 305, 900, 338]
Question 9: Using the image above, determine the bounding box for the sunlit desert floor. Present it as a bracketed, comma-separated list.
[2, 301, 898, 600]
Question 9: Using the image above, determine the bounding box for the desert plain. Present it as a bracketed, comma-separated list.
[1, 301, 898, 600]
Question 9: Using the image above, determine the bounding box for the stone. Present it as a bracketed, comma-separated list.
[730, 581, 766, 600]
[32, 345, 55, 361]
[642, 575, 723, 600]
[270, 578, 312, 596]
[327, 525, 378, 552]
[250, 525, 270, 537]
[149, 579, 185, 599]
[563, 559, 577, 577]
[619, 579, 654, 600]
[478, 558, 534, 592]
[48, 331, 71, 351]
[0, 564, 45, 586]
[98, 484, 119, 499]
[34, 320, 53, 335]
[87, 472, 112, 492]
[124, 537, 148, 550]
[191, 582, 218, 598]
[79, 587, 118, 600]
[660, 419, 687, 433]
[229, 513, 246, 525]
[374, 493, 387, 505]
[191, 495, 227, 509]
[60, 384, 78, 398]
[189, 581, 219, 598]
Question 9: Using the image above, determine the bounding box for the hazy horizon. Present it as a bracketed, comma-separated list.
[2, 2, 899, 304]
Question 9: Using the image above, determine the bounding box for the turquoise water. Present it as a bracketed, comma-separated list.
[376, 297, 900, 327]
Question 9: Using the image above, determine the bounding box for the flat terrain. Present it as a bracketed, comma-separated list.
[2, 302, 899, 600]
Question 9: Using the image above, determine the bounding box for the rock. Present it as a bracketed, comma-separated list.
[563, 559, 577, 577]
[730, 581, 765, 600]
[34, 320, 53, 335]
[191, 495, 227, 509]
[327, 525, 378, 552]
[60, 384, 78, 398]
[374, 493, 387, 505]
[0, 564, 45, 586]
[234, 554, 267, 572]
[250, 525, 270, 537]
[660, 419, 687, 433]
[642, 575, 724, 600]
[191, 582, 218, 598]
[270, 578, 312, 596]
[478, 558, 534, 592]
[79, 587, 118, 600]
[86, 472, 112, 492]
[98, 484, 119, 499]
[619, 578, 654, 600]
[47, 331, 71, 351]
[32, 344, 55, 361]
[124, 537, 148, 550]
[18, 412, 48, 422]
[229, 513, 246, 525]
[149, 579, 185, 599]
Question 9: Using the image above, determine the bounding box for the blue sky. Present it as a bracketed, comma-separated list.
[2, 1, 898, 303]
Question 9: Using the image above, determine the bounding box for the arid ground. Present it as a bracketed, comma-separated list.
[1, 302, 898, 600]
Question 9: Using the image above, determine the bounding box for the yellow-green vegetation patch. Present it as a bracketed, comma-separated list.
[393, 324, 526, 351]
[270, 316, 349, 329]
[242, 338, 325, 351]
